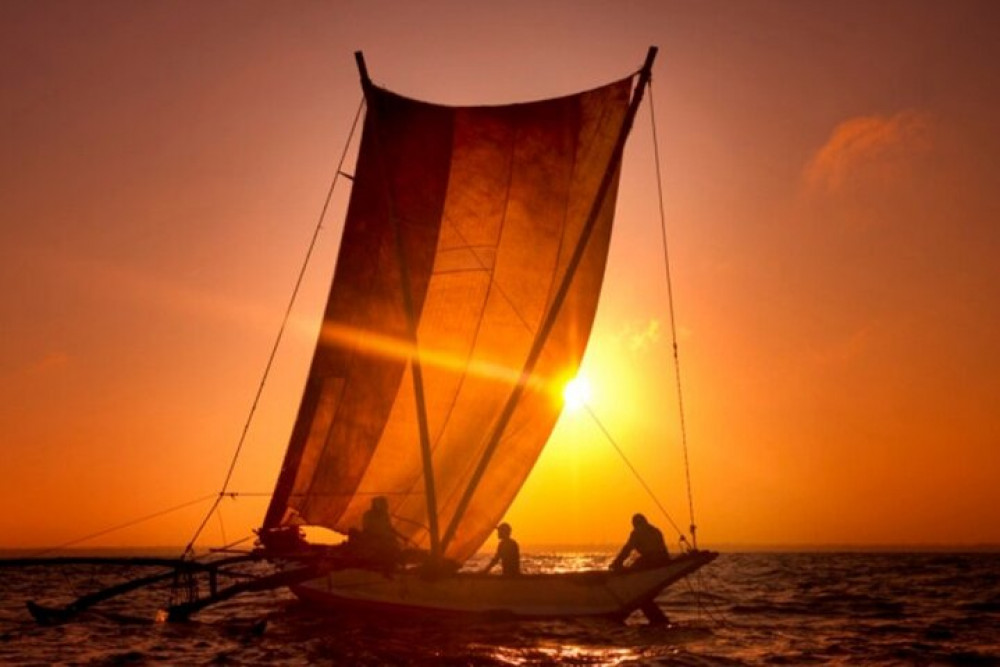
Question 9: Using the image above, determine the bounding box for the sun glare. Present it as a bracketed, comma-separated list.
[563, 376, 592, 412]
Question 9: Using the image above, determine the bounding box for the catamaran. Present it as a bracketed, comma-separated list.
[24, 46, 716, 625]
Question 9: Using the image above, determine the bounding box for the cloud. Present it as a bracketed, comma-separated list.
[614, 319, 662, 353]
[803, 110, 934, 195]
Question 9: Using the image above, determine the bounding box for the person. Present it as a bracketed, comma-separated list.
[354, 496, 401, 567]
[609, 513, 669, 571]
[482, 522, 520, 575]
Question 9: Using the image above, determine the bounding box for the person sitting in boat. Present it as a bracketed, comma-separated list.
[482, 522, 520, 576]
[351, 495, 402, 568]
[609, 513, 669, 571]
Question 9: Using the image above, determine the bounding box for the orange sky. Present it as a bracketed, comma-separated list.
[2, 1, 998, 552]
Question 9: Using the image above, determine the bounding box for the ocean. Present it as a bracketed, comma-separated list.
[1, 552, 998, 665]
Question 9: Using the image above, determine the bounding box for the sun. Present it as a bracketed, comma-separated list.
[562, 375, 592, 412]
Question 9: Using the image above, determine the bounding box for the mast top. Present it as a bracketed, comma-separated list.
[354, 51, 371, 90]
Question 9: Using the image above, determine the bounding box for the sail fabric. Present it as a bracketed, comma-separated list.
[264, 76, 632, 562]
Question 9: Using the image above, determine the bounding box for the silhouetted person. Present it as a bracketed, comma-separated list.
[356, 495, 401, 567]
[609, 513, 672, 624]
[609, 513, 669, 571]
[482, 522, 520, 575]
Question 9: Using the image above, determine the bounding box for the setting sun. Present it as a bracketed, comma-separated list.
[562, 376, 593, 412]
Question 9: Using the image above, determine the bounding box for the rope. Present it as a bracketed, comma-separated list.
[648, 79, 699, 549]
[213, 535, 253, 552]
[683, 567, 733, 627]
[583, 405, 684, 539]
[180, 95, 367, 559]
[26, 494, 216, 558]
[216, 503, 227, 547]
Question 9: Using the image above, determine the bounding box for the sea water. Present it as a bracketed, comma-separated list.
[1, 552, 998, 665]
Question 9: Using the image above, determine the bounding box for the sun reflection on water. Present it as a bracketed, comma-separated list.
[484, 643, 640, 666]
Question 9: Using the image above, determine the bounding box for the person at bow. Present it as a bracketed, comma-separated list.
[609, 513, 669, 571]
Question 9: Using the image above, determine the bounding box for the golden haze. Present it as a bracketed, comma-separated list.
[2, 1, 999, 552]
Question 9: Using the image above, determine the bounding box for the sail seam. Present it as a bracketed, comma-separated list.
[432, 110, 534, 532]
[455, 97, 591, 540]
[420, 113, 523, 524]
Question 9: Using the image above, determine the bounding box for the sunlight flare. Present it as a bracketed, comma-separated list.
[562, 375, 592, 412]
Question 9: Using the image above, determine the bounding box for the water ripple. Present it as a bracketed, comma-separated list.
[1, 553, 999, 665]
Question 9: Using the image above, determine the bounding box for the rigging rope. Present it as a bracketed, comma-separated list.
[180, 96, 367, 558]
[216, 503, 227, 547]
[26, 494, 215, 559]
[583, 406, 684, 539]
[648, 79, 699, 549]
[211, 535, 254, 553]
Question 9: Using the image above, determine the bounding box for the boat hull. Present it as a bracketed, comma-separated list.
[291, 550, 716, 618]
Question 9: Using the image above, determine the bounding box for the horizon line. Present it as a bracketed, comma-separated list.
[2, 542, 1000, 556]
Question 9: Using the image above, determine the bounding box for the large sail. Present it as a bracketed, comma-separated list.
[264, 74, 633, 562]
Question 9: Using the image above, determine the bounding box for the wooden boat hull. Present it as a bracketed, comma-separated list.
[291, 550, 716, 618]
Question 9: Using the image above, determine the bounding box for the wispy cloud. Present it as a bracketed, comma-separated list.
[803, 110, 933, 195]
[613, 319, 663, 353]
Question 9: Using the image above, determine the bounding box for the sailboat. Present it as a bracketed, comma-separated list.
[25, 47, 716, 624]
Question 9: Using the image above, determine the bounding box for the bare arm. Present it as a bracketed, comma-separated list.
[482, 552, 500, 573]
[609, 534, 634, 570]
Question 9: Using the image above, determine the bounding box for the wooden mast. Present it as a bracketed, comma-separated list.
[439, 46, 659, 554]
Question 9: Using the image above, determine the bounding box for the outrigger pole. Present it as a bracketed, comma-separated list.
[22, 554, 258, 624]
[21, 548, 361, 624]
[439, 46, 659, 553]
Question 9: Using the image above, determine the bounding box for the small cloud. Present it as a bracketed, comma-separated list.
[614, 319, 662, 353]
[803, 110, 934, 195]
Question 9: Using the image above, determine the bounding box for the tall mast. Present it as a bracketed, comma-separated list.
[355, 51, 443, 559]
[439, 47, 659, 554]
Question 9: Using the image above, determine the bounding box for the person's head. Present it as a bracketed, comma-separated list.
[497, 523, 512, 539]
[372, 496, 389, 513]
[631, 513, 648, 528]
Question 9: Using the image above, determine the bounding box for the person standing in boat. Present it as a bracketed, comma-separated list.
[482, 522, 520, 575]
[609, 513, 669, 570]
